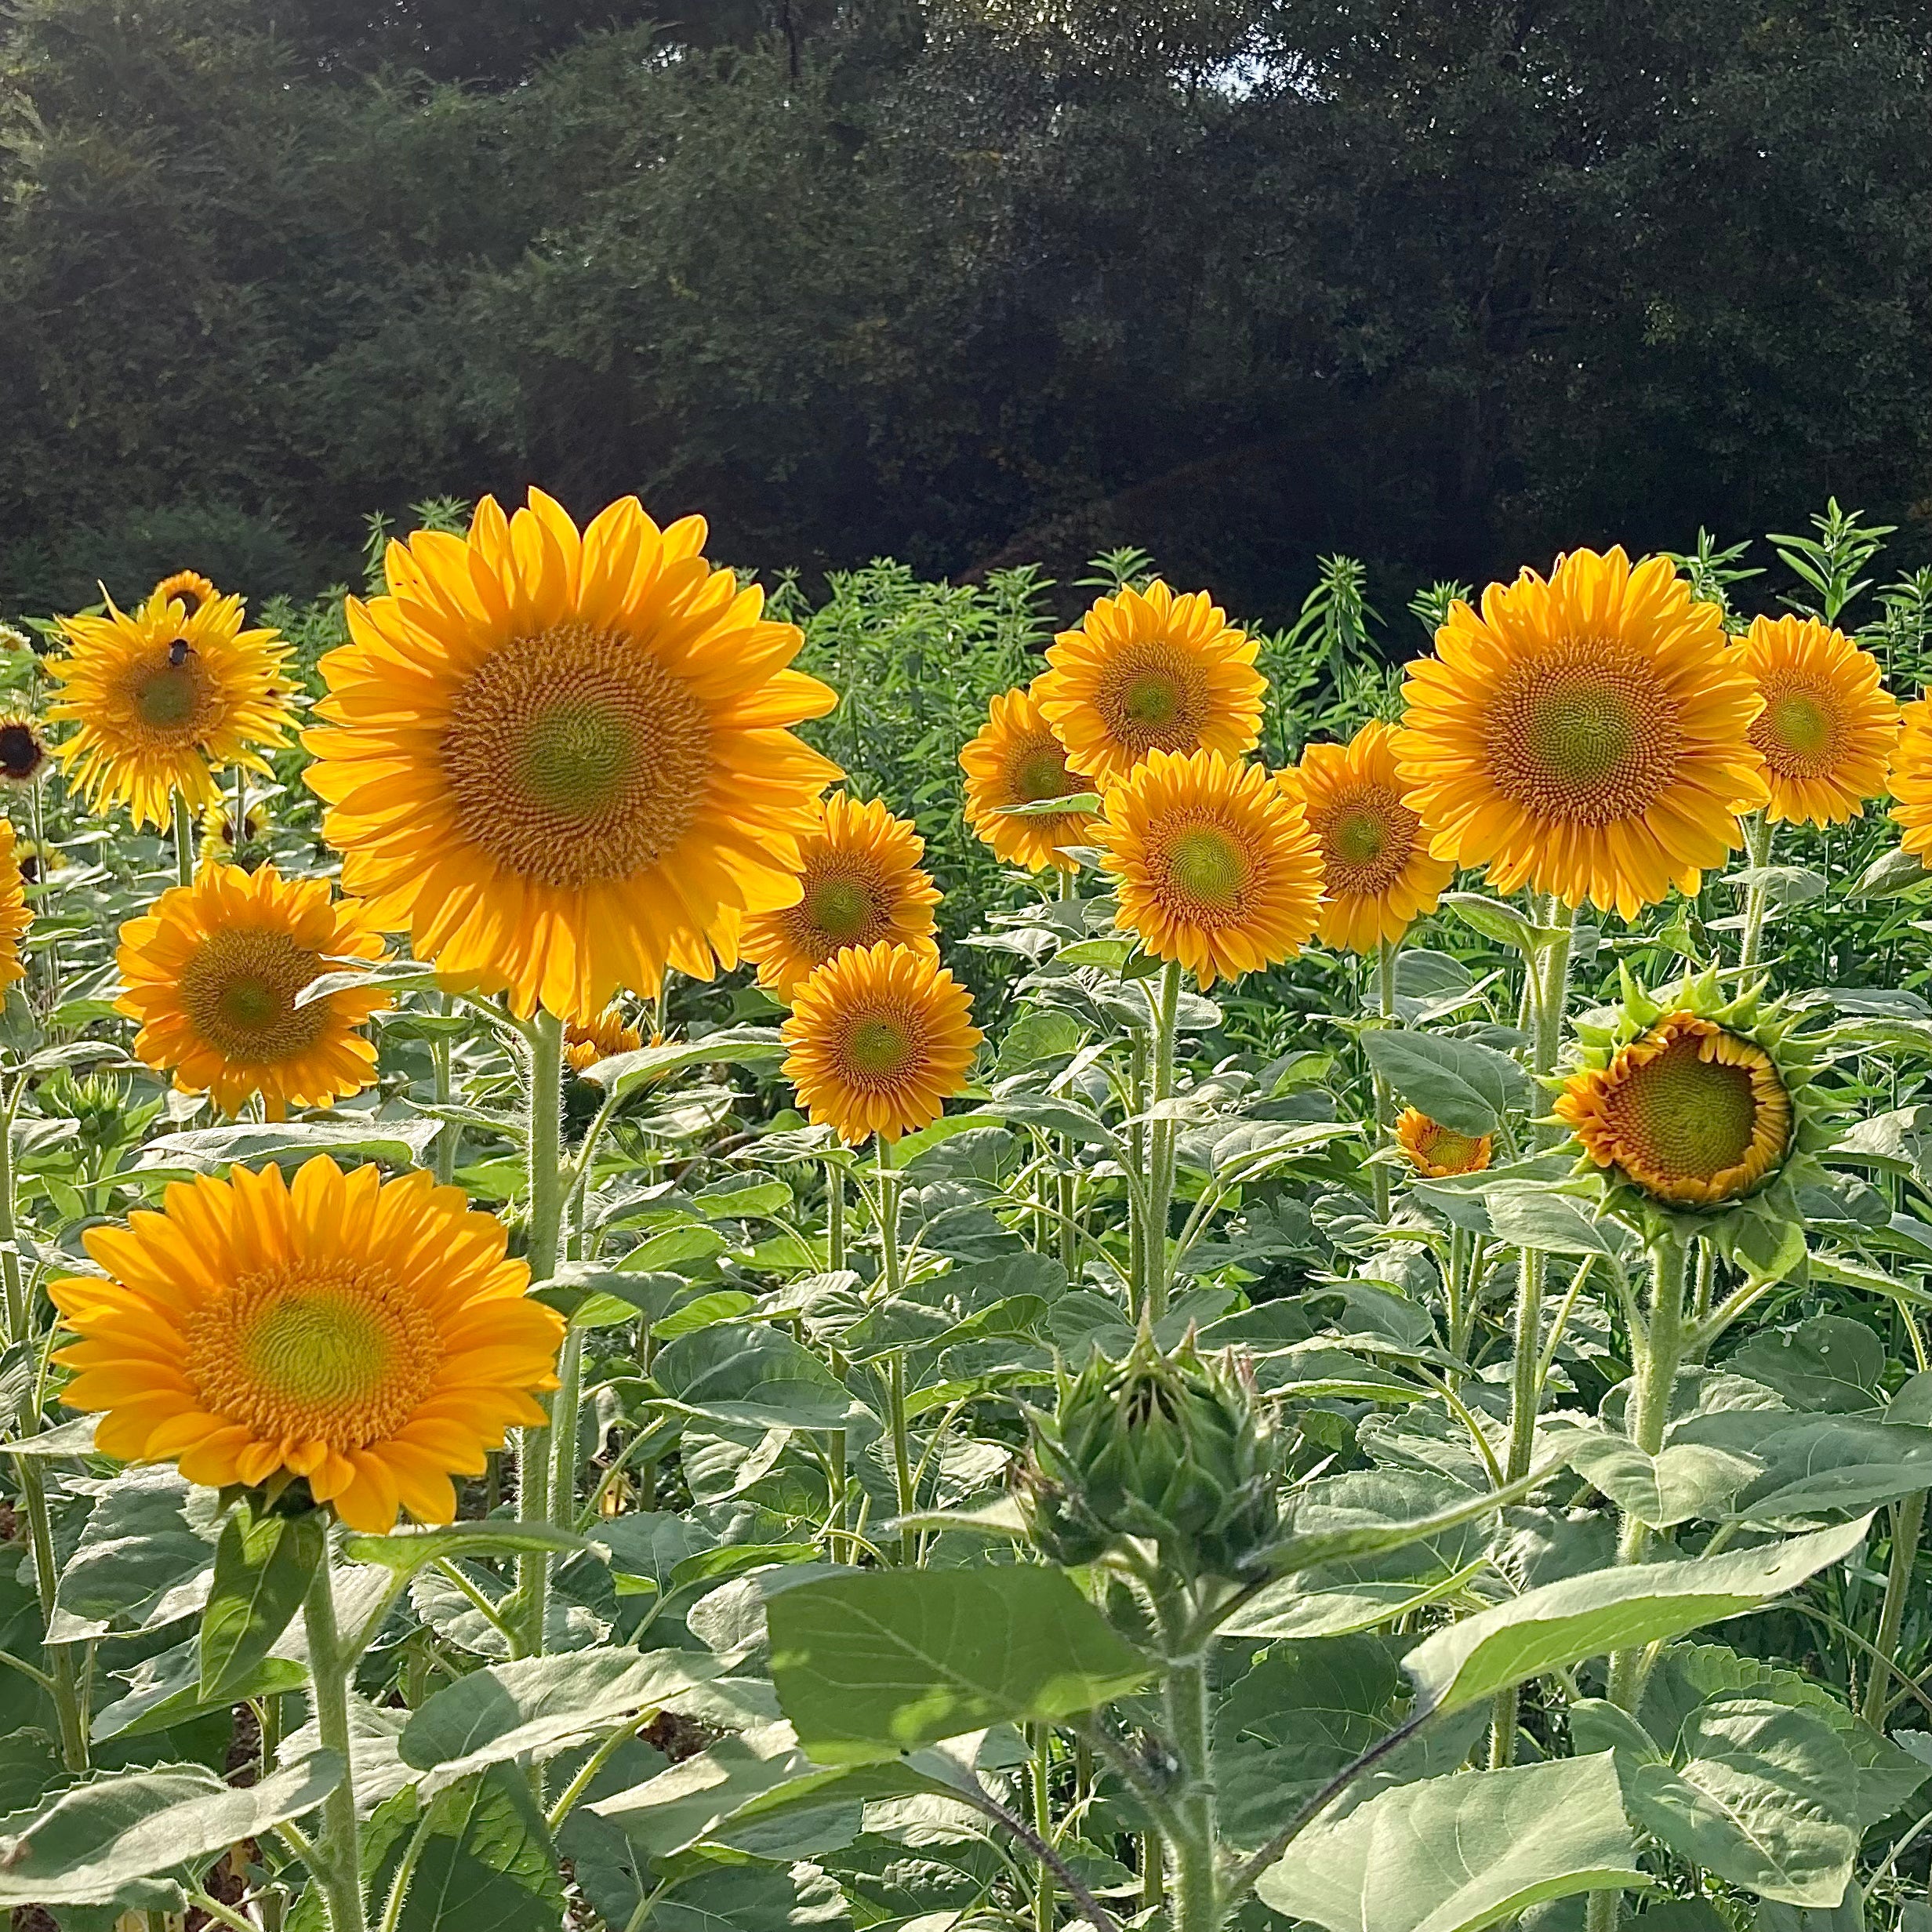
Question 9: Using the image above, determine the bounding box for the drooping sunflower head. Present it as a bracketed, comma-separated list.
[52, 1157, 564, 1532]
[1280, 721, 1456, 953]
[740, 793, 941, 1002]
[303, 491, 840, 1019]
[960, 684, 1099, 873]
[155, 570, 218, 619]
[49, 585, 293, 829]
[1034, 579, 1265, 787]
[781, 940, 982, 1143]
[1096, 747, 1324, 987]
[565, 1005, 645, 1074]
[1393, 549, 1767, 921]
[115, 862, 390, 1120]
[0, 819, 27, 993]
[1395, 1108, 1493, 1178]
[1736, 615, 1898, 826]
[0, 713, 52, 791]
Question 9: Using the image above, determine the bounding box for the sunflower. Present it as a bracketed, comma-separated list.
[1393, 549, 1767, 921]
[0, 820, 27, 992]
[565, 1005, 645, 1073]
[782, 941, 982, 1143]
[1095, 747, 1324, 988]
[303, 492, 839, 1019]
[116, 862, 390, 1119]
[1034, 579, 1265, 787]
[49, 586, 293, 829]
[1894, 699, 1932, 862]
[1395, 1109, 1493, 1178]
[0, 713, 51, 790]
[156, 570, 218, 618]
[51, 1157, 563, 1532]
[198, 797, 267, 867]
[1281, 721, 1456, 952]
[960, 685, 1098, 872]
[739, 793, 941, 1001]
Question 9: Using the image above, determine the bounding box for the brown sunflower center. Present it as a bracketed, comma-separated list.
[184, 1258, 441, 1451]
[441, 622, 713, 890]
[0, 724, 43, 780]
[1486, 645, 1683, 826]
[1752, 678, 1843, 777]
[1318, 786, 1416, 895]
[177, 927, 332, 1064]
[1012, 740, 1079, 804]
[1095, 642, 1210, 757]
[1600, 1033, 1775, 1193]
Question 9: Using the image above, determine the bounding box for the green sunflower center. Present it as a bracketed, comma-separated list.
[1015, 744, 1076, 802]
[1097, 641, 1211, 757]
[518, 697, 634, 816]
[1607, 1037, 1760, 1184]
[1167, 826, 1247, 907]
[844, 1013, 916, 1080]
[1124, 673, 1181, 725]
[177, 927, 332, 1064]
[1753, 678, 1843, 778]
[136, 663, 203, 733]
[804, 875, 877, 942]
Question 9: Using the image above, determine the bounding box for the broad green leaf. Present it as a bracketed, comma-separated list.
[577, 1026, 786, 1098]
[590, 1720, 826, 1856]
[1727, 1318, 1887, 1414]
[340, 1519, 590, 1576]
[200, 1506, 325, 1701]
[1732, 1417, 1932, 1520]
[652, 1320, 876, 1436]
[2, 1414, 98, 1457]
[1363, 1029, 1531, 1137]
[1480, 1186, 1631, 1266]
[1623, 1697, 1858, 1907]
[651, 1857, 851, 1932]
[768, 1565, 1150, 1763]
[0, 1752, 343, 1905]
[1405, 1517, 1871, 1716]
[1562, 1428, 1762, 1528]
[1256, 1752, 1643, 1932]
[394, 1767, 565, 1932]
[51, 1465, 220, 1640]
[130, 1117, 443, 1173]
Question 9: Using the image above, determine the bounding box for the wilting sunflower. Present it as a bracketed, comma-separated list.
[740, 793, 941, 1001]
[0, 820, 27, 991]
[1394, 549, 1767, 920]
[1096, 747, 1324, 988]
[782, 940, 982, 1143]
[116, 862, 390, 1119]
[1395, 1109, 1492, 1178]
[51, 1157, 563, 1531]
[565, 1005, 645, 1073]
[1034, 580, 1265, 787]
[960, 685, 1098, 872]
[1734, 615, 1898, 826]
[304, 491, 839, 1019]
[1281, 721, 1456, 952]
[49, 586, 293, 829]
[0, 713, 51, 790]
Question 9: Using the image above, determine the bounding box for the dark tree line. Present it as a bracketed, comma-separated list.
[2, 0, 1929, 618]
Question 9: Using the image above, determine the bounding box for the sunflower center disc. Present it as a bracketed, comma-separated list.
[804, 875, 877, 942]
[1422, 1123, 1485, 1171]
[1015, 744, 1075, 802]
[134, 661, 205, 735]
[1123, 673, 1180, 725]
[187, 1259, 441, 1450]
[1757, 681, 1840, 775]
[442, 622, 714, 890]
[1606, 1036, 1760, 1185]
[1487, 646, 1683, 826]
[0, 724, 41, 779]
[1166, 826, 1246, 909]
[177, 927, 331, 1062]
[1321, 787, 1414, 894]
[1097, 643, 1210, 757]
[845, 1014, 914, 1080]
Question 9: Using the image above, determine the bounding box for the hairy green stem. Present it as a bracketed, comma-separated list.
[1738, 811, 1774, 972]
[1031, 1723, 1055, 1932]
[172, 789, 196, 887]
[1370, 937, 1398, 1223]
[516, 1008, 566, 1656]
[1142, 962, 1183, 1324]
[874, 1144, 916, 1563]
[303, 1557, 368, 1932]
[1862, 1490, 1927, 1728]
[1162, 1646, 1219, 1932]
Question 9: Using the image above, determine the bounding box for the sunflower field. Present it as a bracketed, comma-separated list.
[6, 494, 1932, 1932]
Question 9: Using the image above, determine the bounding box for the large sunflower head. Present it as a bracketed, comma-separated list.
[1280, 721, 1456, 953]
[48, 586, 292, 830]
[740, 792, 940, 1002]
[0, 713, 53, 792]
[1894, 698, 1932, 863]
[303, 490, 841, 1019]
[1736, 615, 1898, 826]
[115, 862, 390, 1120]
[0, 819, 27, 993]
[1395, 1108, 1492, 1178]
[1393, 549, 1767, 921]
[1033, 579, 1265, 786]
[1095, 747, 1324, 987]
[51, 1157, 563, 1532]
[960, 684, 1099, 873]
[781, 940, 982, 1143]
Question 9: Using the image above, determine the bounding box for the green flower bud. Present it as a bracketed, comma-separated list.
[1016, 1326, 1283, 1582]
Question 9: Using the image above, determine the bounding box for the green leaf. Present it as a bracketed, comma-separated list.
[51, 1465, 220, 1640]
[1727, 1318, 1887, 1414]
[394, 1767, 566, 1932]
[1363, 1030, 1531, 1137]
[1732, 1418, 1932, 1520]
[130, 1118, 442, 1174]
[577, 1027, 786, 1097]
[1562, 1429, 1762, 1529]
[1255, 1752, 1643, 1932]
[1479, 1186, 1631, 1266]
[652, 1320, 876, 1436]
[768, 1565, 1150, 1763]
[1404, 1519, 1870, 1717]
[590, 1720, 826, 1857]
[200, 1507, 325, 1702]
[340, 1520, 590, 1576]
[0, 1752, 343, 1905]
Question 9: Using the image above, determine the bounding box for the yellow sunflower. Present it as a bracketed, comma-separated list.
[1735, 615, 1898, 826]
[1894, 699, 1932, 862]
[1394, 1108, 1493, 1178]
[1553, 1011, 1792, 1208]
[1281, 721, 1456, 952]
[198, 797, 267, 866]
[1034, 579, 1265, 786]
[51, 1157, 563, 1531]
[303, 491, 839, 1019]
[740, 793, 941, 1001]
[565, 1006, 645, 1073]
[155, 570, 218, 616]
[49, 586, 293, 829]
[1095, 747, 1324, 988]
[116, 862, 390, 1119]
[0, 713, 51, 793]
[0, 820, 27, 991]
[960, 684, 1098, 872]
[1393, 549, 1767, 921]
[781, 940, 982, 1143]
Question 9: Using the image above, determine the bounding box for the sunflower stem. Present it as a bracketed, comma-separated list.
[1863, 1488, 1927, 1727]
[1370, 937, 1398, 1223]
[1738, 810, 1774, 972]
[516, 1008, 567, 1658]
[1142, 961, 1183, 1324]
[874, 1141, 917, 1564]
[303, 1552, 368, 1932]
[172, 790, 195, 888]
